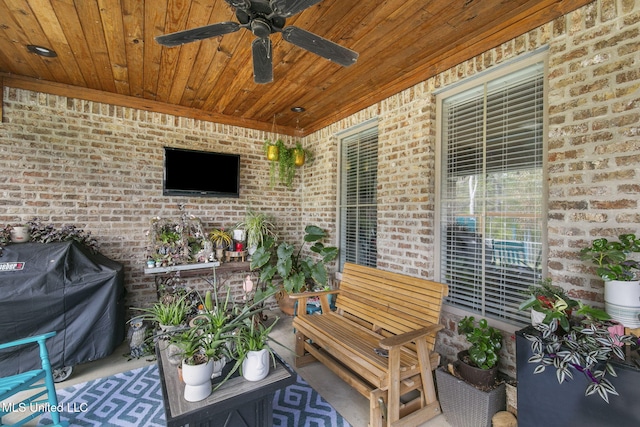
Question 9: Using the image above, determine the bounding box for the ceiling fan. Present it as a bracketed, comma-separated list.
[155, 0, 358, 84]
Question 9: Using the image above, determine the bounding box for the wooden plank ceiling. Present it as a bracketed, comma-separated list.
[0, 0, 592, 136]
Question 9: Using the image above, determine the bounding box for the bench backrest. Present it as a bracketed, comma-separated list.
[336, 263, 449, 350]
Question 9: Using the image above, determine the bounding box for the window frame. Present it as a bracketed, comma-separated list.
[337, 119, 379, 271]
[434, 52, 549, 332]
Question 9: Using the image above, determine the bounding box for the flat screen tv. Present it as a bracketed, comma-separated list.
[163, 147, 240, 198]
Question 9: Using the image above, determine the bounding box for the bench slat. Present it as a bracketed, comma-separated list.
[338, 292, 441, 339]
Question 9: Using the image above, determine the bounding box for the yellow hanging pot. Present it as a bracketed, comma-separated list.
[293, 148, 305, 167]
[266, 145, 279, 161]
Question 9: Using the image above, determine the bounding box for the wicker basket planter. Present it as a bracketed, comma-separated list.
[436, 366, 506, 427]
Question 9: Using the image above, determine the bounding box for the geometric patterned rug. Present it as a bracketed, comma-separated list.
[38, 364, 351, 427]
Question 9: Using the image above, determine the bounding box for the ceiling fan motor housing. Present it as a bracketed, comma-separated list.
[236, 1, 285, 35]
[251, 19, 273, 38]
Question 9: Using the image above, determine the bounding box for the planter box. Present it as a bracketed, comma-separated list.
[516, 327, 640, 427]
[436, 367, 506, 427]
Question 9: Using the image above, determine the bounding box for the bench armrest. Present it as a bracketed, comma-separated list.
[378, 324, 442, 350]
[289, 289, 340, 316]
[287, 289, 341, 299]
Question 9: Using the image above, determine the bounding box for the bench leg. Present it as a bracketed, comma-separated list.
[370, 389, 385, 427]
[416, 340, 438, 407]
[294, 331, 316, 367]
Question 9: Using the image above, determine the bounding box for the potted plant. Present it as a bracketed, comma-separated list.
[0, 219, 98, 255]
[292, 142, 312, 167]
[456, 316, 503, 387]
[263, 139, 280, 161]
[250, 225, 338, 315]
[169, 327, 214, 402]
[131, 292, 191, 333]
[521, 296, 636, 402]
[9, 224, 30, 243]
[234, 317, 279, 381]
[580, 233, 640, 327]
[264, 139, 286, 187]
[517, 294, 640, 425]
[264, 139, 304, 188]
[167, 285, 277, 401]
[235, 210, 277, 256]
[209, 228, 232, 260]
[519, 278, 579, 327]
[436, 316, 505, 427]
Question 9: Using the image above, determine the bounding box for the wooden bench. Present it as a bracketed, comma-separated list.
[290, 263, 449, 427]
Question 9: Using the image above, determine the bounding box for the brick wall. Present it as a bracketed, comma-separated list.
[0, 89, 303, 311]
[1, 0, 638, 377]
[301, 0, 640, 375]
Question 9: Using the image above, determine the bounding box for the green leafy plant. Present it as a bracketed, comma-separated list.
[457, 316, 503, 370]
[0, 225, 12, 255]
[523, 303, 637, 402]
[233, 317, 279, 376]
[131, 293, 191, 327]
[169, 326, 205, 365]
[209, 228, 232, 249]
[162, 284, 278, 373]
[580, 234, 640, 281]
[292, 141, 312, 167]
[0, 219, 100, 253]
[519, 279, 580, 331]
[264, 139, 312, 188]
[235, 210, 277, 249]
[250, 225, 338, 294]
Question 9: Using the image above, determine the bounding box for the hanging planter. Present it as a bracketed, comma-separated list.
[266, 144, 279, 161]
[264, 139, 312, 187]
[293, 142, 311, 167]
[293, 149, 305, 166]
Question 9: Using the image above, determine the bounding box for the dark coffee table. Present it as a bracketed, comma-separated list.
[156, 343, 295, 427]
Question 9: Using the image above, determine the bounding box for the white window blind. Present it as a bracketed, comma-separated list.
[339, 126, 378, 269]
[438, 62, 545, 325]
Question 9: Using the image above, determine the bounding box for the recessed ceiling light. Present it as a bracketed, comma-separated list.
[27, 45, 57, 58]
[291, 106, 305, 113]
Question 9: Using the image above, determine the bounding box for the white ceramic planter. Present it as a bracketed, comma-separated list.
[604, 279, 640, 328]
[182, 359, 214, 402]
[210, 356, 226, 379]
[9, 226, 30, 243]
[242, 348, 270, 381]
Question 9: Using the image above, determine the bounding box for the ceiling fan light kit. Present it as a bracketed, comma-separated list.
[155, 0, 358, 84]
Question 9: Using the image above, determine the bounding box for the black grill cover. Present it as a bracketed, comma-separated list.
[0, 241, 125, 375]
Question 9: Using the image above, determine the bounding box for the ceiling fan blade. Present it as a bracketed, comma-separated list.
[252, 38, 273, 84]
[282, 26, 358, 67]
[270, 0, 323, 17]
[156, 22, 240, 47]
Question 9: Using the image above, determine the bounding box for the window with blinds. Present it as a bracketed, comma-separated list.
[437, 60, 545, 325]
[339, 125, 378, 269]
